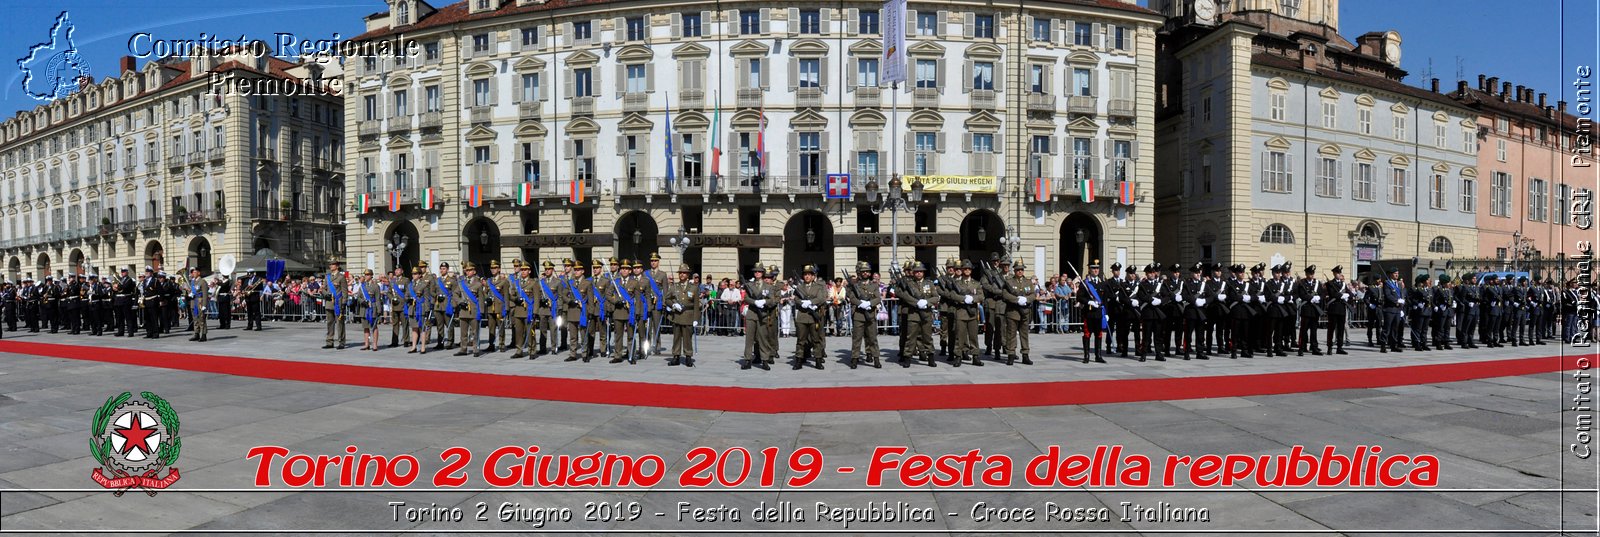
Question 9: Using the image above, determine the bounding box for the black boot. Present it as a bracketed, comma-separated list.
[1021, 354, 1032, 365]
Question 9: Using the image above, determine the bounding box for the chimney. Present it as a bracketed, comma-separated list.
[1559, 100, 1568, 114]
[1546, 106, 1554, 119]
[1430, 78, 1440, 92]
[1457, 80, 1468, 94]
[1501, 82, 1512, 101]
[1301, 44, 1318, 71]
[1487, 77, 1499, 94]
[1539, 92, 1547, 107]
[1515, 85, 1525, 102]
[1477, 74, 1486, 91]
[119, 55, 136, 73]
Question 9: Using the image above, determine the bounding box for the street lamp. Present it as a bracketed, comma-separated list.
[668, 226, 692, 255]
[387, 234, 408, 272]
[869, 176, 924, 269]
[1075, 228, 1088, 274]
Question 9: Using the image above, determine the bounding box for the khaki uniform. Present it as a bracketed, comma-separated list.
[187, 276, 209, 341]
[942, 277, 983, 364]
[792, 279, 828, 367]
[561, 276, 596, 360]
[411, 273, 436, 347]
[482, 273, 509, 351]
[847, 277, 882, 366]
[664, 279, 701, 360]
[390, 276, 412, 346]
[357, 280, 382, 330]
[533, 273, 559, 354]
[323, 271, 346, 347]
[998, 274, 1038, 363]
[743, 280, 777, 364]
[643, 268, 669, 354]
[431, 272, 455, 347]
[454, 275, 485, 353]
[898, 277, 939, 363]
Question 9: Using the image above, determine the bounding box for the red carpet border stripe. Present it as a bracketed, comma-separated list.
[0, 340, 1576, 413]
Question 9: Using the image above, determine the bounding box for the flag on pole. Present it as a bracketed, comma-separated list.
[1118, 181, 1135, 204]
[1079, 179, 1094, 203]
[754, 104, 766, 176]
[882, 0, 908, 83]
[387, 190, 401, 211]
[517, 182, 535, 206]
[1034, 177, 1051, 202]
[422, 187, 437, 209]
[664, 93, 675, 192]
[570, 179, 586, 204]
[709, 92, 722, 179]
[464, 185, 482, 208]
[359, 193, 372, 213]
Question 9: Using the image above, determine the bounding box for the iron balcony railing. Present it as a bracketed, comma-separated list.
[622, 93, 650, 113]
[796, 87, 823, 108]
[168, 209, 225, 226]
[970, 89, 996, 110]
[571, 97, 595, 116]
[460, 180, 598, 201]
[855, 86, 882, 107]
[518, 102, 542, 121]
[1108, 99, 1136, 118]
[913, 88, 940, 108]
[679, 89, 705, 109]
[1028, 93, 1056, 112]
[255, 147, 277, 161]
[736, 89, 763, 108]
[1067, 96, 1097, 115]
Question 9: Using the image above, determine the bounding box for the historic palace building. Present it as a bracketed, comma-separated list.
[0, 48, 345, 280]
[1445, 77, 1591, 269]
[344, 0, 1159, 279]
[1153, 0, 1479, 279]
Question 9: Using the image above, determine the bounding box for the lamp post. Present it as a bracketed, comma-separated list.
[387, 234, 408, 272]
[1075, 228, 1088, 275]
[668, 226, 692, 257]
[867, 175, 924, 269]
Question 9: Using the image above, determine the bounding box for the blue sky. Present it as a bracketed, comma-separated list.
[1, 0, 1594, 117]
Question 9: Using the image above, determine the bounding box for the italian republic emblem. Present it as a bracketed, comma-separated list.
[90, 391, 181, 496]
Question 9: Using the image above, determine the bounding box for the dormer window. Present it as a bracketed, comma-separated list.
[396, 2, 410, 25]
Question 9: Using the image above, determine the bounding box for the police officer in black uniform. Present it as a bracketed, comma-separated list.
[1295, 265, 1324, 356]
[1320, 266, 1351, 355]
[215, 273, 233, 329]
[243, 270, 265, 331]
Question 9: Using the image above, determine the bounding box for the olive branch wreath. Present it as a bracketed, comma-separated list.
[89, 391, 181, 495]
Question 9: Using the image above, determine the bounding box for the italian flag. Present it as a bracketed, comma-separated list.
[517, 182, 535, 206]
[709, 93, 722, 177]
[421, 187, 437, 209]
[358, 193, 373, 213]
[1079, 179, 1094, 203]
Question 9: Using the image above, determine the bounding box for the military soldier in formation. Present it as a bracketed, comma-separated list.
[664, 263, 701, 367]
[533, 260, 560, 356]
[846, 261, 883, 368]
[1133, 263, 1167, 361]
[1076, 260, 1109, 364]
[981, 256, 1009, 361]
[389, 267, 411, 348]
[999, 261, 1037, 366]
[643, 253, 669, 356]
[791, 264, 827, 370]
[942, 260, 983, 367]
[741, 264, 776, 370]
[454, 262, 486, 357]
[1321, 266, 1352, 354]
[243, 270, 266, 331]
[1432, 275, 1455, 351]
[322, 261, 347, 349]
[506, 260, 533, 358]
[1295, 265, 1324, 356]
[431, 262, 457, 350]
[357, 269, 383, 351]
[186, 268, 210, 342]
[898, 262, 939, 367]
[561, 260, 595, 362]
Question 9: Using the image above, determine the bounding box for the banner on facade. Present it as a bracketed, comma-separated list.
[902, 175, 998, 193]
[881, 0, 908, 83]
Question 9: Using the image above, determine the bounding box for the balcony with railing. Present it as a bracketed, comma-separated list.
[970, 89, 996, 110]
[1108, 99, 1136, 118]
[123, 161, 137, 173]
[289, 152, 304, 169]
[855, 86, 882, 107]
[913, 88, 940, 108]
[207, 147, 225, 161]
[255, 147, 276, 162]
[736, 89, 763, 108]
[1067, 96, 1097, 115]
[518, 102, 542, 121]
[98, 223, 118, 236]
[796, 87, 823, 108]
[761, 175, 827, 195]
[166, 153, 185, 169]
[622, 93, 650, 113]
[358, 121, 381, 136]
[460, 179, 597, 203]
[418, 111, 442, 129]
[469, 106, 492, 126]
[169, 209, 226, 226]
[571, 96, 595, 116]
[188, 150, 205, 165]
[1028, 93, 1056, 112]
[389, 115, 415, 132]
[679, 89, 704, 109]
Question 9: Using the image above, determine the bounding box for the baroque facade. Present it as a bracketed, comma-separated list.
[344, 0, 1159, 280]
[1154, 0, 1479, 279]
[0, 49, 345, 280]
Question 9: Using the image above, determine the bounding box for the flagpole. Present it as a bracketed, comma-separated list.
[890, 80, 899, 270]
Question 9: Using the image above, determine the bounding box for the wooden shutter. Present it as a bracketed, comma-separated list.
[787, 133, 800, 176]
[760, 8, 771, 33]
[935, 58, 946, 92]
[760, 59, 771, 89]
[994, 61, 1004, 93]
[961, 61, 973, 93]
[819, 57, 829, 89]
[670, 13, 682, 38]
[788, 58, 799, 91]
[905, 10, 916, 37]
[788, 8, 799, 36]
[563, 23, 573, 46]
[646, 63, 656, 92]
[615, 63, 625, 95]
[512, 75, 523, 103]
[963, 13, 974, 38]
[563, 69, 573, 100]
[962, 133, 973, 152]
[847, 9, 858, 36]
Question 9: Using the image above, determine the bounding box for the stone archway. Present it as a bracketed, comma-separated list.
[145, 240, 165, 271]
[186, 236, 213, 274]
[613, 211, 660, 266]
[1058, 212, 1103, 278]
[36, 252, 50, 279]
[463, 217, 501, 271]
[383, 220, 421, 273]
[7, 257, 19, 281]
[959, 210, 1005, 280]
[68, 248, 85, 275]
[783, 210, 834, 279]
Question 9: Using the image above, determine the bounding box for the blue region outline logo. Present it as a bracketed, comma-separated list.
[17, 11, 92, 102]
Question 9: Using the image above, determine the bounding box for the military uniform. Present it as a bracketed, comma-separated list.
[1431, 276, 1455, 350]
[980, 258, 1011, 360]
[846, 262, 883, 368]
[1320, 267, 1352, 354]
[1455, 274, 1480, 348]
[186, 273, 210, 342]
[141, 275, 165, 338]
[898, 263, 939, 366]
[561, 263, 596, 362]
[1114, 266, 1140, 356]
[390, 272, 412, 347]
[480, 261, 508, 353]
[406, 264, 433, 353]
[1294, 266, 1324, 356]
[243, 272, 265, 331]
[506, 261, 534, 358]
[642, 254, 669, 355]
[939, 261, 982, 366]
[1202, 265, 1230, 356]
[431, 264, 457, 349]
[214, 275, 232, 330]
[1228, 265, 1261, 358]
[741, 266, 777, 369]
[1178, 263, 1210, 359]
[1378, 271, 1407, 353]
[356, 274, 382, 349]
[533, 261, 561, 355]
[664, 264, 700, 366]
[452, 264, 486, 356]
[791, 265, 828, 370]
[1130, 265, 1168, 361]
[322, 268, 347, 348]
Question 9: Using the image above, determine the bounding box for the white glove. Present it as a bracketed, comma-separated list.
[1275, 296, 1286, 304]
[859, 300, 871, 310]
[1088, 301, 1100, 308]
[1451, 301, 1458, 309]
[917, 299, 929, 309]
[1257, 295, 1266, 303]
[1195, 298, 1207, 307]
[964, 295, 973, 304]
[673, 303, 684, 312]
[1311, 296, 1321, 303]
[1397, 299, 1405, 306]
[1217, 293, 1227, 301]
[801, 300, 813, 309]
[1341, 293, 1350, 300]
[1241, 295, 1251, 303]
[1130, 299, 1141, 307]
[755, 299, 767, 308]
[1017, 297, 1028, 306]
[1151, 298, 1162, 306]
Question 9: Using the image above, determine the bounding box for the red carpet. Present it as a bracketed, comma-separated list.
[0, 340, 1578, 413]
